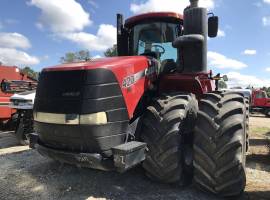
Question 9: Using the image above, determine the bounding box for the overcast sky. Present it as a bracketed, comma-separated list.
[0, 0, 270, 88]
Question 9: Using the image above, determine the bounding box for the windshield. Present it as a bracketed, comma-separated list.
[256, 91, 267, 98]
[132, 22, 179, 63]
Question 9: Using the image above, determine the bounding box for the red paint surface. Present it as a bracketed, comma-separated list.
[159, 72, 215, 97]
[252, 89, 270, 108]
[44, 57, 150, 118]
[43, 58, 217, 119]
[125, 12, 183, 27]
[0, 66, 34, 121]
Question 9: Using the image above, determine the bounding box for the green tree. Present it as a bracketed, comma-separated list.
[261, 87, 270, 97]
[60, 50, 91, 63]
[218, 80, 228, 89]
[260, 86, 270, 97]
[60, 52, 76, 63]
[266, 87, 270, 97]
[104, 45, 117, 57]
[21, 66, 39, 80]
[77, 50, 91, 61]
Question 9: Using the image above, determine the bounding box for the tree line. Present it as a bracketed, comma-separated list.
[60, 45, 117, 63]
[1, 44, 269, 98]
[0, 45, 117, 80]
[261, 87, 270, 97]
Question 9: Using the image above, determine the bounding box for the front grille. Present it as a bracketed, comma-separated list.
[34, 68, 129, 156]
[34, 68, 128, 117]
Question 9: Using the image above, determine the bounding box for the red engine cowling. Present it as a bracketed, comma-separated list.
[0, 66, 36, 123]
[159, 72, 216, 98]
[42, 56, 156, 119]
[34, 56, 157, 157]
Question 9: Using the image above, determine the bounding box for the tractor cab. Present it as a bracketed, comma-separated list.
[118, 11, 218, 74]
[122, 13, 183, 73]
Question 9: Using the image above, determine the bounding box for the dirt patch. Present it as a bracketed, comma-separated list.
[245, 115, 270, 200]
[0, 116, 270, 200]
[249, 114, 270, 130]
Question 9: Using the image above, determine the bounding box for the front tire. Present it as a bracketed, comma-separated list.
[140, 93, 197, 183]
[193, 92, 247, 197]
[265, 108, 270, 117]
[15, 110, 33, 146]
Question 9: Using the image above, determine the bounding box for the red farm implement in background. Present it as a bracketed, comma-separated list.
[0, 65, 37, 128]
[251, 89, 270, 117]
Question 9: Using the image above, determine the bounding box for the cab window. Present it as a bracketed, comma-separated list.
[255, 91, 267, 98]
[132, 22, 179, 63]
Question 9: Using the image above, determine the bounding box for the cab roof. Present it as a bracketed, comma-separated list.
[125, 12, 183, 28]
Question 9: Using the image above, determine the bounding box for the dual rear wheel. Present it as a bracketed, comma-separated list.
[140, 92, 248, 197]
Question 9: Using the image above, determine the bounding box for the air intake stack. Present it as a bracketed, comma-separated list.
[173, 0, 209, 73]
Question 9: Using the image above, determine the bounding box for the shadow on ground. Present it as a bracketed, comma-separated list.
[247, 154, 270, 172]
[0, 131, 20, 149]
[246, 191, 270, 200]
[0, 127, 269, 200]
[0, 149, 222, 200]
[249, 138, 269, 146]
[0, 146, 261, 200]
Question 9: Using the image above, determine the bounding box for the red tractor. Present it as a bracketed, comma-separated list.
[30, 0, 249, 197]
[251, 89, 270, 117]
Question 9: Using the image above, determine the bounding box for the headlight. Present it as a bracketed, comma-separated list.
[34, 112, 107, 125]
[34, 112, 76, 124]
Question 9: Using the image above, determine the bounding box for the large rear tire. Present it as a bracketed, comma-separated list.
[193, 91, 247, 197]
[140, 93, 197, 183]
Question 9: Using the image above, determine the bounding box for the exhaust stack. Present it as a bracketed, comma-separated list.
[190, 0, 199, 8]
[179, 0, 208, 72]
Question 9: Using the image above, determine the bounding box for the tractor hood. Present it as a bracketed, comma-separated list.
[39, 56, 154, 119]
[43, 56, 149, 72]
[34, 56, 154, 156]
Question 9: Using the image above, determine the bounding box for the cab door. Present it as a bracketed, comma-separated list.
[254, 91, 267, 107]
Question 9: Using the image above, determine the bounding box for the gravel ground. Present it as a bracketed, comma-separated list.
[0, 116, 269, 200]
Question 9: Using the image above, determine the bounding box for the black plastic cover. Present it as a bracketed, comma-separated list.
[34, 68, 129, 157]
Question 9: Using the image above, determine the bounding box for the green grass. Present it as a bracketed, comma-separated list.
[251, 127, 270, 138]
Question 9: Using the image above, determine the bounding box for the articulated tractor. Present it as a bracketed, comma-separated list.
[30, 0, 249, 197]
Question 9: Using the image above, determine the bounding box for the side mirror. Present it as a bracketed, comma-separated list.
[117, 14, 123, 35]
[223, 75, 228, 82]
[208, 16, 219, 38]
[117, 14, 128, 56]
